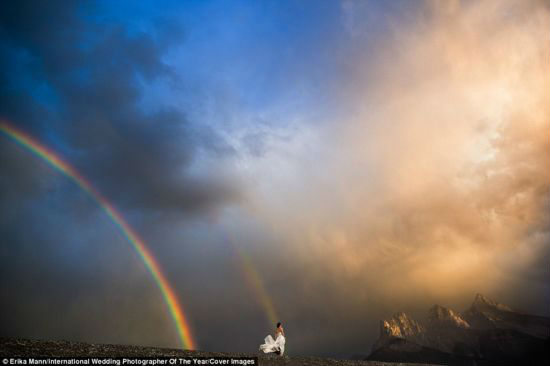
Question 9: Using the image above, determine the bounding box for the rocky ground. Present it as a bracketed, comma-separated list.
[0, 338, 437, 366]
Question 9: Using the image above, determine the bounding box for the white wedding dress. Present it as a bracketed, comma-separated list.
[259, 332, 285, 355]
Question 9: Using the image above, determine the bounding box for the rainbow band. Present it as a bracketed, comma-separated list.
[0, 121, 196, 350]
[236, 247, 279, 326]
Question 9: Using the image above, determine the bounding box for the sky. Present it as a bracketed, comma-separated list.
[1, 0, 549, 358]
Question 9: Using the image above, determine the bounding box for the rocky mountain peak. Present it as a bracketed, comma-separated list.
[373, 312, 426, 351]
[471, 293, 512, 312]
[428, 305, 452, 319]
[380, 312, 424, 338]
[427, 305, 470, 328]
[369, 294, 550, 364]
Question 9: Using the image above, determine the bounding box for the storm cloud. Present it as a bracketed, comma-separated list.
[1, 0, 548, 359]
[1, 0, 236, 350]
[0, 1, 236, 214]
[225, 0, 549, 355]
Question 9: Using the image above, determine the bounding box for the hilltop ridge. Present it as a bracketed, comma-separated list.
[368, 294, 550, 365]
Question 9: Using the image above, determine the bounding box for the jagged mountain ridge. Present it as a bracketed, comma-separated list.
[368, 294, 550, 365]
[428, 304, 470, 329]
[463, 293, 549, 339]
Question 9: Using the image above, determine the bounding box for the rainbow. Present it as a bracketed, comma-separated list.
[235, 246, 279, 327]
[0, 121, 196, 350]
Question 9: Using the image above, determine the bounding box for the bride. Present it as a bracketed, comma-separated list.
[259, 322, 286, 356]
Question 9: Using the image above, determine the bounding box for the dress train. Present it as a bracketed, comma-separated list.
[259, 334, 285, 355]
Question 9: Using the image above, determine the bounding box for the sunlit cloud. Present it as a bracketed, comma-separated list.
[237, 0, 549, 309]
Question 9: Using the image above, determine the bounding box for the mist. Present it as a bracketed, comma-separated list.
[226, 0, 549, 355]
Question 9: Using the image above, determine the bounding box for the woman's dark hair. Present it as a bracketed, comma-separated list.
[276, 322, 281, 328]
